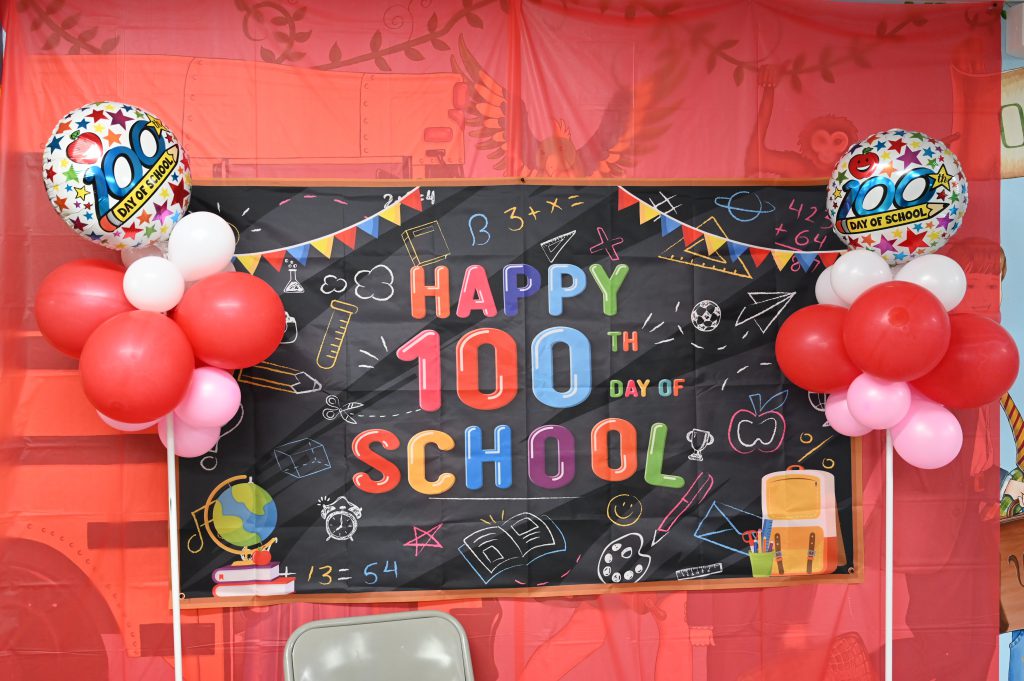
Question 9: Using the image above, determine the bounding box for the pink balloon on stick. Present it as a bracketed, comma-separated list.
[825, 390, 873, 436]
[174, 367, 241, 428]
[891, 399, 963, 469]
[98, 411, 159, 432]
[158, 417, 220, 458]
[846, 373, 911, 430]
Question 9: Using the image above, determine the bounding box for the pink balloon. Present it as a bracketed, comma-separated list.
[892, 400, 963, 469]
[824, 390, 873, 436]
[846, 373, 911, 430]
[98, 411, 160, 432]
[174, 367, 241, 428]
[158, 417, 220, 458]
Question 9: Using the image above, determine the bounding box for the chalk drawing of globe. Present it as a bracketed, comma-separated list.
[691, 300, 722, 332]
[211, 481, 278, 549]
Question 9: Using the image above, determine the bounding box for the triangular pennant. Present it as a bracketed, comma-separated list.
[287, 243, 311, 265]
[660, 214, 682, 236]
[400, 191, 423, 211]
[358, 215, 380, 237]
[263, 250, 286, 271]
[820, 251, 841, 267]
[379, 202, 402, 226]
[795, 252, 818, 271]
[656, 216, 752, 280]
[335, 226, 358, 249]
[235, 254, 261, 275]
[638, 202, 660, 225]
[772, 250, 793, 271]
[310, 235, 334, 259]
[726, 241, 749, 263]
[682, 225, 702, 246]
[748, 247, 771, 267]
[618, 188, 639, 210]
[703, 233, 726, 255]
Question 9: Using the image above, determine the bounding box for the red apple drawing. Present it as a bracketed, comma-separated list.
[728, 391, 787, 454]
[252, 549, 272, 566]
[847, 151, 879, 180]
[66, 131, 103, 166]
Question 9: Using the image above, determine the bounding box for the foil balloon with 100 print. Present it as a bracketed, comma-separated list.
[826, 129, 966, 265]
[42, 101, 191, 250]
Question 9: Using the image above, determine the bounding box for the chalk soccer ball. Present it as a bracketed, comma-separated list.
[827, 129, 966, 266]
[42, 101, 191, 250]
[691, 300, 722, 332]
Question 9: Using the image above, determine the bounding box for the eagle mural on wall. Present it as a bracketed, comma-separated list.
[453, 37, 675, 177]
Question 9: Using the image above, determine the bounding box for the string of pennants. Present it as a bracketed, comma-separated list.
[617, 187, 847, 271]
[232, 187, 424, 274]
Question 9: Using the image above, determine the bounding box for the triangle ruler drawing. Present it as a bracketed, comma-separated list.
[540, 230, 576, 262]
[658, 216, 752, 279]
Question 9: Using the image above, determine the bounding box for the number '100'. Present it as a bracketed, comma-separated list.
[396, 327, 590, 411]
[84, 120, 166, 216]
[838, 166, 935, 219]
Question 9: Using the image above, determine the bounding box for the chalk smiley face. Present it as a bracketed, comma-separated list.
[606, 493, 643, 527]
[848, 151, 879, 179]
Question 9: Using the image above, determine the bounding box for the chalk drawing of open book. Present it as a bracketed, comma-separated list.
[458, 512, 567, 584]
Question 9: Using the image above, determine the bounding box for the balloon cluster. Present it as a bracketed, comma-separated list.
[777, 129, 1018, 469]
[37, 151, 284, 457]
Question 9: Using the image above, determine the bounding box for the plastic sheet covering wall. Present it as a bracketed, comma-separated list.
[0, 1, 1002, 679]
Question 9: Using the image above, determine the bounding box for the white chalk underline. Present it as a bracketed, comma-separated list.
[428, 496, 576, 501]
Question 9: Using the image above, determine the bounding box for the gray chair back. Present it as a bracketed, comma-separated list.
[284, 610, 475, 681]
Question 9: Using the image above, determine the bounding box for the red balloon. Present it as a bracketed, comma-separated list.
[35, 259, 133, 357]
[775, 304, 861, 393]
[79, 311, 195, 423]
[842, 281, 950, 381]
[172, 272, 285, 369]
[912, 313, 1019, 408]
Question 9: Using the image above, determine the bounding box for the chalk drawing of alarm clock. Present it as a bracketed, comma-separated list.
[318, 495, 362, 542]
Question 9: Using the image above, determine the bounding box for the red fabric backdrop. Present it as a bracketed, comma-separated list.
[0, 1, 1002, 680]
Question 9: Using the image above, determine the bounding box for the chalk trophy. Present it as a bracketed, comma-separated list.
[687, 428, 714, 462]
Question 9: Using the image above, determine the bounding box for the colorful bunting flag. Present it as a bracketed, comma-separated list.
[660, 214, 682, 236]
[795, 252, 818, 271]
[726, 241, 749, 263]
[310, 235, 334, 259]
[618, 188, 639, 210]
[772, 250, 793, 271]
[236, 254, 261, 274]
[263, 250, 286, 271]
[638, 202, 660, 225]
[287, 243, 311, 265]
[820, 252, 841, 267]
[682, 225, 702, 247]
[336, 226, 358, 249]
[379, 202, 402, 226]
[401, 192, 423, 211]
[703, 233, 726, 255]
[358, 215, 380, 237]
[748, 247, 771, 267]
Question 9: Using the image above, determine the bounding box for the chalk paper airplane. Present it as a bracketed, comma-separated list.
[540, 230, 576, 262]
[657, 216, 752, 279]
[735, 291, 797, 333]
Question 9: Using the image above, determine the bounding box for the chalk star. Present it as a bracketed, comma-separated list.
[589, 226, 625, 262]
[930, 165, 953, 190]
[403, 523, 444, 557]
[108, 109, 132, 128]
[897, 146, 921, 167]
[898, 228, 929, 252]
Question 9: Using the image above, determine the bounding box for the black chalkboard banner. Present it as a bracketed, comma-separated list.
[179, 182, 861, 606]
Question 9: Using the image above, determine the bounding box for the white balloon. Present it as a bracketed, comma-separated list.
[895, 254, 966, 311]
[814, 267, 846, 307]
[830, 249, 892, 305]
[123, 256, 185, 312]
[120, 244, 165, 268]
[167, 212, 236, 281]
